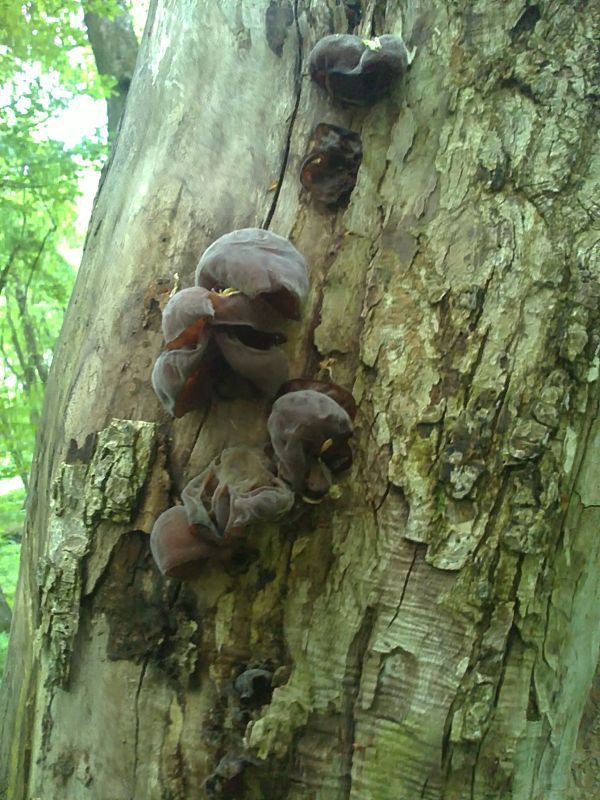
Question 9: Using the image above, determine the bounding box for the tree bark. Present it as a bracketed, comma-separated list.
[83, 0, 139, 138]
[0, 588, 11, 635]
[1, 1, 599, 799]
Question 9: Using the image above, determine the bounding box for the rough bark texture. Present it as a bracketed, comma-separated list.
[1, 1, 599, 799]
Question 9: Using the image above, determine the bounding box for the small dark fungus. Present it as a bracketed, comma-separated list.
[151, 341, 219, 417]
[214, 330, 289, 398]
[277, 378, 357, 420]
[182, 446, 295, 543]
[150, 506, 219, 577]
[300, 123, 362, 208]
[162, 286, 215, 349]
[204, 754, 249, 799]
[195, 228, 309, 320]
[309, 33, 411, 105]
[234, 668, 273, 707]
[267, 389, 353, 495]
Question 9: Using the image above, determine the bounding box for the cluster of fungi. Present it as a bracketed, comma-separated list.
[150, 229, 356, 577]
[149, 28, 411, 578]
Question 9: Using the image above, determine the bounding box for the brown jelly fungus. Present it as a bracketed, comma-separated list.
[267, 389, 354, 498]
[182, 446, 295, 543]
[277, 378, 357, 420]
[300, 123, 362, 208]
[309, 34, 410, 105]
[151, 342, 217, 417]
[162, 286, 215, 349]
[150, 506, 221, 577]
[195, 228, 309, 320]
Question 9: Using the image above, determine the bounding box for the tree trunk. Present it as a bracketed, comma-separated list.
[83, 0, 139, 138]
[2, 1, 599, 798]
[0, 588, 11, 635]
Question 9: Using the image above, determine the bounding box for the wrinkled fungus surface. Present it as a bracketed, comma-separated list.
[309, 33, 410, 105]
[153, 288, 294, 415]
[300, 123, 362, 208]
[268, 389, 353, 497]
[150, 506, 220, 577]
[182, 446, 295, 543]
[195, 228, 309, 320]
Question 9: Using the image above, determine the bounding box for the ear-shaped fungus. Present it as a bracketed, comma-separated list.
[150, 506, 221, 577]
[182, 446, 295, 543]
[309, 34, 410, 105]
[195, 228, 309, 320]
[276, 378, 357, 421]
[300, 123, 362, 208]
[213, 331, 289, 398]
[151, 341, 218, 417]
[211, 292, 290, 396]
[162, 286, 215, 349]
[267, 388, 354, 498]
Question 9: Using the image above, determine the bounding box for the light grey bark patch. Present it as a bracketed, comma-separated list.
[265, 0, 294, 56]
[84, 419, 157, 525]
[38, 420, 158, 688]
[40, 462, 92, 688]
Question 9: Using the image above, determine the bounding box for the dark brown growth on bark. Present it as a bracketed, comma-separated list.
[151, 342, 216, 417]
[308, 33, 410, 105]
[267, 389, 354, 497]
[195, 228, 309, 320]
[150, 506, 220, 577]
[342, 1, 362, 30]
[162, 286, 215, 349]
[182, 446, 295, 543]
[300, 123, 363, 208]
[277, 377, 357, 420]
[265, 0, 294, 57]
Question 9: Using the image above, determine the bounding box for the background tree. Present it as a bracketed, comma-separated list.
[1, 1, 599, 799]
[84, 0, 139, 137]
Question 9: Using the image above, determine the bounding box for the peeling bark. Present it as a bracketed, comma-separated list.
[1, 1, 599, 799]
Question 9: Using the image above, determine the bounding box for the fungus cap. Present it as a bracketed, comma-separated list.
[150, 506, 219, 577]
[214, 330, 289, 399]
[267, 389, 353, 492]
[309, 34, 410, 105]
[182, 446, 295, 542]
[276, 378, 357, 420]
[195, 228, 309, 320]
[162, 286, 215, 349]
[151, 342, 216, 417]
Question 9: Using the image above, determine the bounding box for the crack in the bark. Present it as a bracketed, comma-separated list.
[386, 544, 419, 630]
[132, 656, 149, 797]
[263, 0, 303, 230]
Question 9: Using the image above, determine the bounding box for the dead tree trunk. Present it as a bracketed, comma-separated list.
[1, 1, 599, 798]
